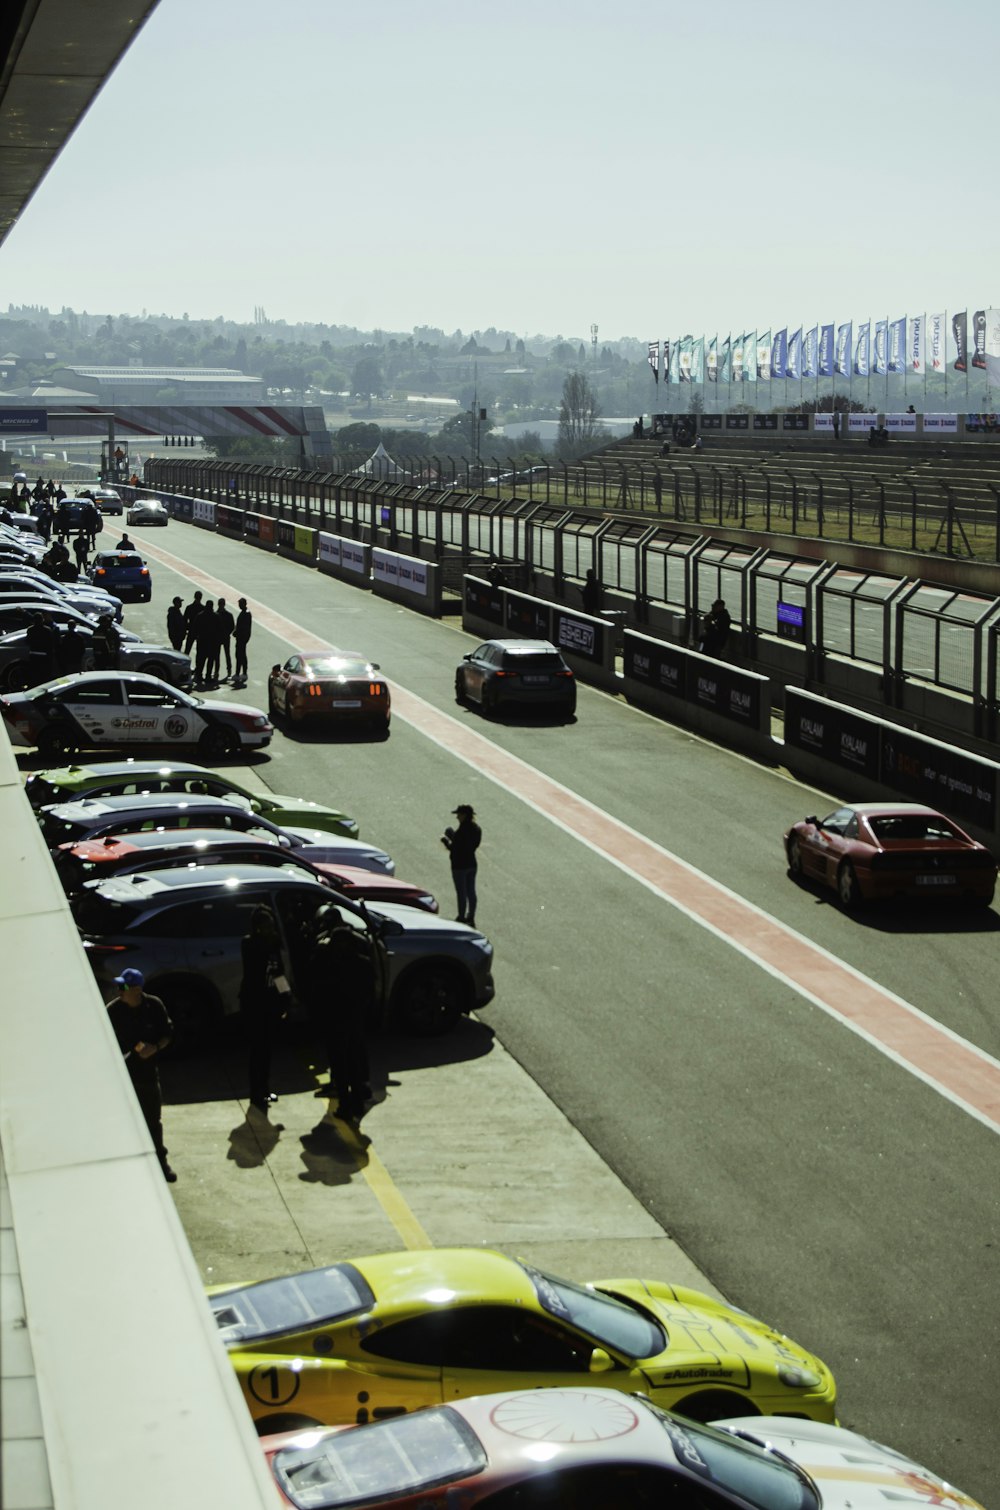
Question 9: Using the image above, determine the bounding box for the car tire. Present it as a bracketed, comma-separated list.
[253, 1413, 321, 1438]
[393, 966, 467, 1036]
[2, 660, 31, 692]
[267, 685, 282, 722]
[673, 1390, 759, 1424]
[787, 836, 803, 878]
[37, 724, 76, 759]
[454, 671, 467, 705]
[837, 861, 862, 909]
[198, 723, 239, 761]
[480, 683, 496, 717]
[371, 717, 390, 740]
[139, 660, 168, 681]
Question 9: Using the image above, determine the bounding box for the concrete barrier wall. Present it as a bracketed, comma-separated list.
[0, 728, 279, 1510]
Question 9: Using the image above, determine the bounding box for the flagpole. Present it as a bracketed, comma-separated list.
[885, 315, 889, 414]
[867, 316, 871, 406]
[944, 310, 948, 405]
[923, 311, 928, 411]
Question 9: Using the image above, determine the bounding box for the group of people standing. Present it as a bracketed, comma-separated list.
[166, 590, 253, 686]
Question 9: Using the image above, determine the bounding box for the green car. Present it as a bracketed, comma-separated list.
[23, 759, 360, 839]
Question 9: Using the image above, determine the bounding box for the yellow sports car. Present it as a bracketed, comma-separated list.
[209, 1248, 836, 1434]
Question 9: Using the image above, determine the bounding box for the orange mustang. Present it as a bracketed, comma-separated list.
[268, 650, 390, 735]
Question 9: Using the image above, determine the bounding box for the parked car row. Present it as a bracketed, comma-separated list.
[25, 756, 494, 1037]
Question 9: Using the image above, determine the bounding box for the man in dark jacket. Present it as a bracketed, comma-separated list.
[233, 598, 252, 684]
[193, 598, 217, 685]
[166, 596, 185, 651]
[214, 597, 235, 681]
[698, 599, 732, 657]
[106, 967, 176, 1182]
[182, 591, 204, 654]
[26, 613, 57, 685]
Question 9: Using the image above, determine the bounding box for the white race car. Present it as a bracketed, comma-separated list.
[1, 671, 271, 760]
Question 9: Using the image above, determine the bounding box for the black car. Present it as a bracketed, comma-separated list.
[455, 638, 576, 718]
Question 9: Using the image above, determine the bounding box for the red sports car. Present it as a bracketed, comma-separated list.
[784, 802, 997, 908]
[268, 650, 390, 734]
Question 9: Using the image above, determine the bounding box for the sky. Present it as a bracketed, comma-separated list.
[1, 0, 996, 344]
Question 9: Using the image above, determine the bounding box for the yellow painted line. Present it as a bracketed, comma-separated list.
[358, 1144, 431, 1249]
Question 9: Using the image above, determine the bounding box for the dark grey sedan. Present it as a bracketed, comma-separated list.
[455, 638, 576, 718]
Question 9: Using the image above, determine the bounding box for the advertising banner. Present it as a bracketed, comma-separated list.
[647, 340, 660, 382]
[985, 308, 1000, 385]
[885, 413, 918, 433]
[952, 311, 968, 373]
[881, 727, 997, 830]
[756, 331, 771, 380]
[553, 609, 606, 665]
[889, 317, 907, 373]
[192, 499, 216, 525]
[909, 314, 925, 374]
[848, 413, 873, 433]
[624, 632, 686, 699]
[689, 657, 764, 727]
[814, 413, 834, 431]
[972, 309, 987, 371]
[776, 601, 807, 642]
[244, 511, 260, 539]
[505, 592, 551, 640]
[718, 336, 731, 383]
[318, 531, 341, 567]
[787, 328, 802, 379]
[294, 525, 316, 558]
[771, 328, 787, 379]
[965, 413, 1000, 433]
[464, 576, 504, 626]
[744, 330, 758, 383]
[928, 313, 946, 374]
[215, 503, 243, 534]
[707, 337, 718, 383]
[854, 321, 870, 377]
[874, 319, 888, 376]
[725, 413, 750, 429]
[373, 548, 429, 598]
[700, 414, 723, 429]
[782, 414, 809, 430]
[276, 519, 296, 550]
[803, 326, 818, 378]
[340, 538, 366, 575]
[835, 322, 852, 377]
[819, 324, 835, 377]
[784, 689, 880, 780]
[258, 515, 276, 546]
[0, 410, 47, 433]
[732, 335, 745, 384]
[752, 414, 778, 430]
[172, 496, 194, 522]
[923, 414, 958, 433]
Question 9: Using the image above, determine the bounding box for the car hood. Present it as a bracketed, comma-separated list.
[193, 697, 268, 720]
[600, 1280, 829, 1386]
[717, 1417, 983, 1507]
[259, 793, 352, 820]
[368, 901, 488, 938]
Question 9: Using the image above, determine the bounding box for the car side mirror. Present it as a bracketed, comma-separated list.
[464, 653, 474, 663]
[371, 663, 380, 671]
[589, 1348, 615, 1374]
[271, 663, 280, 675]
[805, 816, 819, 827]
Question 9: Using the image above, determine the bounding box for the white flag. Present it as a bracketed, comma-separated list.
[910, 315, 925, 375]
[928, 313, 946, 373]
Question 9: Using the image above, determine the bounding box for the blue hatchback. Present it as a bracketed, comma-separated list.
[87, 550, 152, 602]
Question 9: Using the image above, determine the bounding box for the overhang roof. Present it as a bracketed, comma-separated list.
[0, 0, 160, 247]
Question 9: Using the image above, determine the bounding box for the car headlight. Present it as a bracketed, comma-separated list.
[465, 935, 492, 954]
[777, 1363, 823, 1390]
[250, 716, 269, 730]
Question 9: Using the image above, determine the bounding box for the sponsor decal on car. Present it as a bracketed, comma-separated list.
[164, 715, 188, 739]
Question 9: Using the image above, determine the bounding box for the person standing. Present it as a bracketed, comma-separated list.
[73, 528, 90, 573]
[106, 967, 176, 1182]
[83, 496, 101, 550]
[92, 612, 121, 670]
[182, 590, 204, 654]
[25, 612, 57, 685]
[239, 906, 286, 1115]
[233, 597, 252, 684]
[193, 598, 216, 686]
[215, 597, 235, 680]
[35, 496, 53, 543]
[302, 906, 373, 1125]
[166, 596, 185, 651]
[698, 598, 732, 657]
[441, 804, 482, 926]
[581, 567, 602, 617]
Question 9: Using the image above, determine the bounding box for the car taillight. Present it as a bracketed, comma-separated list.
[369, 683, 383, 697]
[557, 669, 575, 678]
[94, 568, 106, 577]
[82, 941, 132, 953]
[139, 568, 149, 576]
[307, 683, 323, 697]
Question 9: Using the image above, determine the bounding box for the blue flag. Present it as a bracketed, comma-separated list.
[819, 324, 835, 378]
[771, 329, 788, 379]
[803, 326, 818, 378]
[854, 321, 870, 377]
[873, 320, 888, 377]
[888, 317, 907, 374]
[787, 328, 802, 379]
[835, 323, 852, 377]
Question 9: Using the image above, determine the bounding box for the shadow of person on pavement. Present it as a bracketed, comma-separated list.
[227, 1103, 285, 1168]
[298, 1113, 370, 1185]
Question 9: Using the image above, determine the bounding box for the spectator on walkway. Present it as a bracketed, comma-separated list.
[581, 567, 602, 617]
[72, 529, 90, 572]
[93, 612, 122, 670]
[106, 968, 175, 1182]
[167, 596, 185, 651]
[26, 613, 57, 684]
[233, 598, 252, 684]
[193, 599, 217, 685]
[239, 906, 287, 1116]
[441, 804, 481, 926]
[183, 591, 204, 654]
[214, 597, 235, 680]
[698, 599, 732, 657]
[302, 906, 374, 1125]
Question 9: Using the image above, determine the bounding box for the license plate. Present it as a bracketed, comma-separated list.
[915, 874, 957, 886]
[522, 675, 551, 685]
[332, 699, 362, 708]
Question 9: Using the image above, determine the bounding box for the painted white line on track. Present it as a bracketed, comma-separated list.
[140, 533, 1000, 1137]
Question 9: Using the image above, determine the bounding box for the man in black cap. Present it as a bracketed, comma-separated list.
[106, 968, 176, 1182]
[233, 597, 252, 685]
[441, 804, 482, 926]
[166, 595, 185, 651]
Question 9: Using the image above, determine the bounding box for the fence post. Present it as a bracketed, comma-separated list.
[764, 474, 771, 531]
[848, 480, 854, 541]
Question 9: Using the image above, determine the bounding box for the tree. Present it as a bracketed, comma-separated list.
[557, 372, 602, 457]
[351, 353, 383, 408]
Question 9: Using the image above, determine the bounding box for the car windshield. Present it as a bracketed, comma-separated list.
[522, 1264, 665, 1359]
[210, 1264, 374, 1344]
[301, 655, 372, 678]
[651, 1410, 816, 1509]
[272, 1408, 487, 1510]
[868, 814, 962, 842]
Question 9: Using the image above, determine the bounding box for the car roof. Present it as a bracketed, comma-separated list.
[40, 759, 209, 782]
[70, 828, 284, 854]
[352, 1247, 536, 1309]
[50, 792, 247, 817]
[92, 863, 335, 900]
[839, 803, 946, 818]
[43, 671, 187, 691]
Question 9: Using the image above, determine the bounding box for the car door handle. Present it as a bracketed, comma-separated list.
[200, 948, 224, 957]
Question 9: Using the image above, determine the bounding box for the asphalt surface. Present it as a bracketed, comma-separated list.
[70, 521, 999, 1505]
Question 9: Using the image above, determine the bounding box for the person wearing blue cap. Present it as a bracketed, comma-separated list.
[106, 968, 176, 1182]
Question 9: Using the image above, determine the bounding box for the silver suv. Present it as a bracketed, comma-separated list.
[75, 864, 494, 1036]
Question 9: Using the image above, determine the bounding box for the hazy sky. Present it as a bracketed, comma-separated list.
[1, 0, 996, 343]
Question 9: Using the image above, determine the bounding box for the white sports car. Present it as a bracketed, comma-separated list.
[1, 671, 271, 760]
